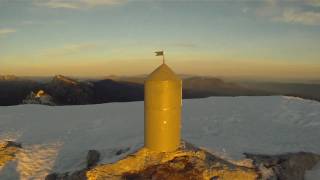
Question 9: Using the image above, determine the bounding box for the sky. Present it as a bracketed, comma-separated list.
[0, 0, 320, 80]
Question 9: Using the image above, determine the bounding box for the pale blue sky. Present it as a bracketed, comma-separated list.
[0, 0, 319, 79]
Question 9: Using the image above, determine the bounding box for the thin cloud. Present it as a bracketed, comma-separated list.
[258, 0, 320, 26]
[83, 0, 127, 7]
[242, 7, 249, 13]
[41, 43, 98, 57]
[34, 0, 127, 9]
[21, 21, 36, 25]
[172, 42, 198, 48]
[0, 28, 16, 37]
[35, 1, 78, 9]
[307, 0, 320, 7]
[265, 0, 277, 6]
[274, 8, 320, 26]
[20, 20, 65, 26]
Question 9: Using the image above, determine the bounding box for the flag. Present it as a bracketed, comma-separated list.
[155, 51, 164, 56]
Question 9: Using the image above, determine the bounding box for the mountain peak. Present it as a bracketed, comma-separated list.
[52, 75, 78, 85]
[0, 75, 19, 81]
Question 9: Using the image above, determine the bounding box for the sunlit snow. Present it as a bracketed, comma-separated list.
[0, 96, 320, 179]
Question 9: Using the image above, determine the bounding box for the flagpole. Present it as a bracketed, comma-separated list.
[163, 51, 165, 64]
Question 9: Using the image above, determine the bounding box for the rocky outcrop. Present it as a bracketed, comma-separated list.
[244, 152, 320, 180]
[47, 142, 258, 180]
[46, 142, 320, 180]
[0, 141, 22, 170]
[22, 90, 56, 105]
[45, 170, 87, 180]
[121, 153, 256, 180]
[86, 142, 258, 180]
[45, 150, 101, 180]
[87, 150, 100, 169]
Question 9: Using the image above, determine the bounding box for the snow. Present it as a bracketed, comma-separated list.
[0, 96, 320, 179]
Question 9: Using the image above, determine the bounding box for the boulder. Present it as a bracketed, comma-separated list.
[87, 150, 100, 168]
[244, 152, 320, 180]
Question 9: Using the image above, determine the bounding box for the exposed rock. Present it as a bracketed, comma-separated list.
[86, 142, 258, 180]
[45, 173, 58, 180]
[121, 155, 249, 180]
[46, 142, 320, 180]
[87, 150, 100, 168]
[0, 141, 22, 170]
[244, 152, 320, 180]
[45, 170, 87, 180]
[46, 150, 99, 180]
[4, 141, 22, 149]
[115, 147, 130, 156]
[23, 89, 56, 105]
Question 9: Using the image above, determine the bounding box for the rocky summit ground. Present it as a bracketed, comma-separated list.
[0, 141, 22, 171]
[45, 142, 320, 180]
[1, 140, 319, 179]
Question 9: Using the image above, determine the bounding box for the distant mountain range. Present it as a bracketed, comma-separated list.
[0, 75, 319, 106]
[0, 75, 19, 81]
[241, 82, 320, 102]
[0, 75, 144, 105]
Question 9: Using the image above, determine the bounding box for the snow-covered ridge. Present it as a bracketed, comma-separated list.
[0, 96, 320, 179]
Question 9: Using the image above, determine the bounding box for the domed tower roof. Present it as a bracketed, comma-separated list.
[146, 64, 181, 82]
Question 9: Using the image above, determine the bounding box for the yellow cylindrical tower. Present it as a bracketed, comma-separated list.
[144, 63, 182, 152]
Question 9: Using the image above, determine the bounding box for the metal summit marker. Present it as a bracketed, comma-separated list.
[144, 51, 182, 152]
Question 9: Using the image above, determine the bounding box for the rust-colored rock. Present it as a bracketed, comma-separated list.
[47, 142, 320, 180]
[0, 141, 22, 170]
[86, 142, 258, 180]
